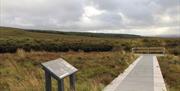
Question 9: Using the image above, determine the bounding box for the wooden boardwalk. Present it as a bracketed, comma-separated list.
[103, 55, 167, 91]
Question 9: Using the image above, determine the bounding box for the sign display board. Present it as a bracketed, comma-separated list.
[42, 58, 78, 91]
[42, 58, 78, 79]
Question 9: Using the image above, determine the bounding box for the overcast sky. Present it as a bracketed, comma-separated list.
[0, 0, 180, 36]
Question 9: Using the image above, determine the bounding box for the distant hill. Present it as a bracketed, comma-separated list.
[156, 34, 180, 38]
[0, 26, 141, 53]
[0, 26, 179, 54]
[27, 29, 141, 38]
[0, 26, 141, 38]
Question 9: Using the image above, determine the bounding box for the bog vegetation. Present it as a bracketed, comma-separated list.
[158, 55, 180, 91]
[0, 27, 179, 55]
[0, 50, 136, 91]
[0, 27, 180, 91]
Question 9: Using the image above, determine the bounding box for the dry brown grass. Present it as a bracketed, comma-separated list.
[0, 50, 136, 91]
[158, 55, 180, 91]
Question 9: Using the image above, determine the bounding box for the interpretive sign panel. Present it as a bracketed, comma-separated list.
[42, 58, 78, 91]
[42, 58, 78, 79]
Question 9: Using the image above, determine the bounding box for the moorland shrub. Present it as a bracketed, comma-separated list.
[0, 39, 113, 53]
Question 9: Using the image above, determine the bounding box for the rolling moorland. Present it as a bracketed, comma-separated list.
[0, 27, 180, 91]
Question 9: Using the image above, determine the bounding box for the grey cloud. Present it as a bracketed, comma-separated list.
[88, 0, 158, 26]
[92, 12, 122, 26]
[156, 0, 179, 8]
[1, 0, 84, 28]
[0, 0, 179, 36]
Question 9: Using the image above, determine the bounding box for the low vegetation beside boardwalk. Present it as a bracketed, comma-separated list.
[0, 50, 136, 91]
[158, 55, 180, 91]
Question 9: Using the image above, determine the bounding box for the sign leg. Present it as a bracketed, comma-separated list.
[58, 79, 64, 91]
[45, 70, 51, 91]
[70, 74, 76, 91]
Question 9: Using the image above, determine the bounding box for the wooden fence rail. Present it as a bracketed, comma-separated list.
[132, 47, 165, 54]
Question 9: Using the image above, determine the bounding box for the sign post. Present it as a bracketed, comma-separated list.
[45, 70, 51, 91]
[70, 74, 76, 91]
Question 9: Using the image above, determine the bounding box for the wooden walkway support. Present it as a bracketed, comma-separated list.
[103, 55, 167, 91]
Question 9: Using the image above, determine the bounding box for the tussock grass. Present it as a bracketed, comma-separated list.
[0, 50, 136, 91]
[158, 55, 180, 91]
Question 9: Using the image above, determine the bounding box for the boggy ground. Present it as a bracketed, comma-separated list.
[0, 50, 136, 91]
[158, 55, 180, 91]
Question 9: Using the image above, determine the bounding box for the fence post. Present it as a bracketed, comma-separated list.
[132, 48, 134, 53]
